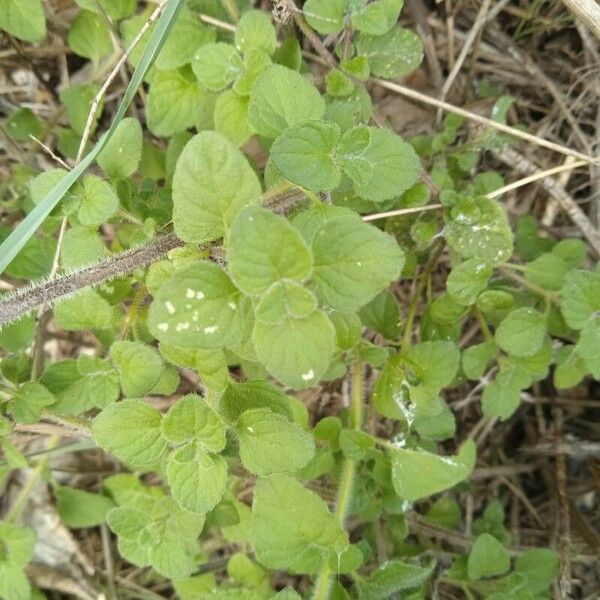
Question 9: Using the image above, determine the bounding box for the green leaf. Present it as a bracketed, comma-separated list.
[214, 89, 253, 146]
[161, 343, 230, 391]
[60, 226, 104, 269]
[155, 6, 215, 70]
[92, 399, 168, 470]
[150, 533, 196, 580]
[337, 126, 421, 201]
[0, 522, 35, 600]
[339, 429, 374, 460]
[524, 253, 567, 291]
[0, 0, 46, 43]
[68, 10, 112, 64]
[236, 408, 315, 475]
[462, 341, 497, 380]
[251, 475, 348, 573]
[0, 228, 54, 280]
[233, 48, 272, 96]
[425, 497, 461, 529]
[8, 382, 55, 424]
[219, 380, 294, 422]
[146, 68, 205, 137]
[495, 307, 546, 358]
[110, 341, 164, 398]
[271, 120, 342, 191]
[390, 440, 476, 501]
[162, 394, 226, 453]
[56, 487, 115, 528]
[445, 196, 513, 265]
[0, 0, 185, 275]
[359, 291, 401, 339]
[0, 522, 35, 567]
[351, 0, 404, 35]
[97, 117, 143, 179]
[148, 261, 243, 349]
[356, 27, 423, 78]
[0, 314, 35, 353]
[228, 552, 270, 594]
[253, 308, 335, 389]
[341, 56, 370, 80]
[172, 131, 262, 243]
[5, 108, 43, 141]
[330, 310, 362, 350]
[311, 216, 404, 311]
[575, 320, 600, 377]
[554, 345, 587, 389]
[406, 341, 460, 410]
[41, 356, 120, 415]
[292, 204, 357, 245]
[75, 0, 136, 20]
[515, 548, 560, 594]
[254, 280, 317, 325]
[303, 0, 345, 34]
[228, 207, 313, 295]
[447, 259, 492, 306]
[78, 175, 119, 226]
[0, 565, 30, 600]
[560, 269, 600, 330]
[467, 533, 510, 580]
[481, 375, 522, 421]
[59, 84, 103, 136]
[54, 289, 114, 331]
[354, 559, 435, 600]
[107, 497, 204, 579]
[248, 64, 325, 139]
[335, 125, 372, 187]
[192, 42, 243, 91]
[372, 355, 409, 420]
[235, 10, 277, 55]
[326, 69, 355, 97]
[166, 443, 228, 513]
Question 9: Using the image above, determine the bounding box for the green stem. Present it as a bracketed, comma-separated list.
[401, 241, 445, 353]
[119, 284, 147, 339]
[472, 306, 493, 342]
[312, 362, 363, 600]
[6, 435, 59, 523]
[499, 266, 559, 304]
[219, 0, 239, 22]
[41, 410, 92, 435]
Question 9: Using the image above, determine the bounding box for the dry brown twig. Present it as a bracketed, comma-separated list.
[493, 146, 600, 256]
[437, 0, 491, 113]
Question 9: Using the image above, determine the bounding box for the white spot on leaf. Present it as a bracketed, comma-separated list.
[203, 325, 219, 334]
[165, 301, 176, 314]
[176, 322, 190, 331]
[301, 369, 314, 381]
[157, 323, 169, 332]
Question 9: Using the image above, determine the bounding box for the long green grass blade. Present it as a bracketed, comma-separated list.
[0, 0, 184, 276]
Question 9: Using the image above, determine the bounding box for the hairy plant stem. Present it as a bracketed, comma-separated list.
[312, 361, 363, 600]
[0, 233, 183, 327]
[0, 184, 309, 327]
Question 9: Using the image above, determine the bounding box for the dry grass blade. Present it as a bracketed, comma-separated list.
[562, 0, 600, 41]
